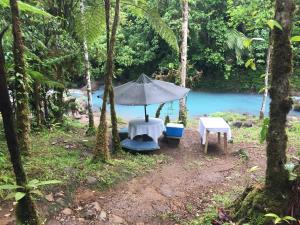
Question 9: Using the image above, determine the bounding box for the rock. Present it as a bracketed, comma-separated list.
[56, 198, 65, 206]
[78, 218, 86, 222]
[232, 121, 242, 128]
[45, 193, 54, 202]
[46, 219, 62, 225]
[90, 202, 101, 212]
[294, 101, 300, 112]
[86, 176, 97, 184]
[109, 214, 126, 224]
[242, 121, 253, 128]
[4, 213, 11, 217]
[99, 211, 107, 221]
[64, 167, 77, 175]
[62, 208, 73, 215]
[55, 191, 65, 197]
[288, 116, 298, 121]
[82, 209, 96, 219]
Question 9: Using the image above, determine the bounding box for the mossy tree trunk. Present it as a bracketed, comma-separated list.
[108, 0, 122, 154]
[179, 0, 188, 127]
[155, 103, 165, 118]
[80, 0, 95, 135]
[232, 1, 296, 224]
[10, 0, 31, 155]
[93, 0, 111, 161]
[265, 0, 295, 191]
[0, 26, 40, 225]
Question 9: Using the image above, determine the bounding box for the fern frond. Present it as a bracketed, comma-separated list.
[75, 5, 106, 44]
[44, 52, 79, 66]
[0, 0, 52, 17]
[225, 29, 248, 62]
[123, 0, 179, 54]
[27, 69, 64, 88]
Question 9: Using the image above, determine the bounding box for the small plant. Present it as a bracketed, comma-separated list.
[0, 151, 6, 165]
[0, 179, 61, 202]
[265, 213, 296, 224]
[284, 162, 298, 181]
[260, 117, 269, 143]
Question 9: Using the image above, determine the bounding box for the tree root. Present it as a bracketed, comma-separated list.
[230, 181, 300, 225]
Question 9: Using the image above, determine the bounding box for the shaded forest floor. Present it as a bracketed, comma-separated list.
[0, 113, 299, 225]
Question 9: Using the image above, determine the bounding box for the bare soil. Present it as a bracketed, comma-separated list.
[38, 128, 267, 225]
[4, 112, 286, 225]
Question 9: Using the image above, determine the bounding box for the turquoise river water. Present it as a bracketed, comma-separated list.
[90, 90, 300, 120]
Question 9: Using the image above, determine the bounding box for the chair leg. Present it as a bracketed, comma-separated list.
[218, 132, 221, 144]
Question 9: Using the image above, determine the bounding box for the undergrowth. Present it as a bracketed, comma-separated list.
[0, 119, 168, 198]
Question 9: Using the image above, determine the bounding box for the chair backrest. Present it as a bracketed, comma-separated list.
[166, 123, 184, 137]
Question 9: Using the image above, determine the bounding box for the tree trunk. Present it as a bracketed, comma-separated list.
[265, 0, 295, 191]
[259, 45, 272, 120]
[33, 82, 43, 127]
[93, 0, 111, 161]
[0, 26, 40, 225]
[55, 65, 64, 123]
[10, 0, 31, 155]
[42, 87, 49, 125]
[108, 0, 122, 153]
[155, 103, 165, 118]
[80, 0, 95, 134]
[179, 0, 188, 127]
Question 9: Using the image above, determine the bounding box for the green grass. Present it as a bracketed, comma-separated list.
[0, 119, 168, 198]
[287, 122, 300, 156]
[187, 193, 234, 225]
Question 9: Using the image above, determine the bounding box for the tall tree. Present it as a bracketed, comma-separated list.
[80, 0, 95, 134]
[10, 0, 31, 155]
[265, 0, 295, 191]
[108, 0, 122, 154]
[179, 0, 188, 126]
[0, 26, 40, 225]
[233, 0, 296, 223]
[93, 0, 114, 161]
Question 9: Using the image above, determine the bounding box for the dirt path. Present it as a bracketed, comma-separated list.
[46, 129, 266, 225]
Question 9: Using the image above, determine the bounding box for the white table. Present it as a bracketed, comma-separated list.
[199, 117, 232, 154]
[128, 118, 165, 143]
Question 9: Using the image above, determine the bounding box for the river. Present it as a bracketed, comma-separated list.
[89, 89, 300, 120]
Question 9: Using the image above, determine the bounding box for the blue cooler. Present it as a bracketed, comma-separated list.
[165, 123, 184, 139]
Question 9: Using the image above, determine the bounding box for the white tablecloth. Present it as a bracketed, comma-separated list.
[128, 118, 165, 143]
[199, 117, 232, 144]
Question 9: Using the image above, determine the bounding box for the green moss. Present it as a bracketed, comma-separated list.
[233, 188, 288, 225]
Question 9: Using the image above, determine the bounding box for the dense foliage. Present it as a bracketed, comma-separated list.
[1, 0, 299, 94]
